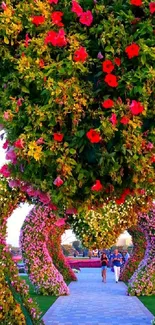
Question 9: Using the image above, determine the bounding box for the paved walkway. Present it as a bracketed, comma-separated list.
[43, 268, 154, 325]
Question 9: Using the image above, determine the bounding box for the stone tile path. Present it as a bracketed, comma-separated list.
[43, 268, 154, 325]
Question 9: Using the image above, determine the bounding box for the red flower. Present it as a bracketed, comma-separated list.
[125, 43, 140, 59]
[79, 10, 93, 26]
[151, 155, 155, 163]
[149, 2, 155, 14]
[55, 218, 66, 226]
[130, 100, 144, 115]
[86, 129, 101, 143]
[102, 60, 114, 73]
[102, 99, 114, 109]
[115, 195, 125, 204]
[32, 16, 45, 26]
[0, 164, 11, 177]
[45, 29, 67, 47]
[49, 0, 58, 3]
[130, 0, 142, 6]
[2, 140, 9, 149]
[25, 34, 31, 48]
[51, 11, 64, 27]
[120, 116, 130, 124]
[71, 0, 83, 17]
[53, 176, 64, 187]
[14, 139, 24, 149]
[73, 47, 88, 62]
[114, 57, 121, 66]
[91, 180, 103, 191]
[109, 113, 117, 126]
[39, 59, 45, 68]
[53, 133, 64, 142]
[104, 74, 118, 87]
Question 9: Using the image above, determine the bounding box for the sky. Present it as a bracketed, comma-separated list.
[0, 132, 131, 247]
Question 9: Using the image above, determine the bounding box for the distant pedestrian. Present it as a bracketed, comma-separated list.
[111, 249, 122, 283]
[124, 250, 130, 262]
[100, 252, 108, 283]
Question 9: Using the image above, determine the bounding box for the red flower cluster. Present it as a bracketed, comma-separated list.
[120, 116, 130, 125]
[130, 0, 142, 6]
[91, 180, 103, 191]
[102, 99, 114, 109]
[130, 100, 144, 115]
[45, 29, 67, 47]
[104, 74, 118, 87]
[125, 43, 140, 59]
[86, 129, 101, 143]
[32, 16, 45, 26]
[73, 47, 88, 62]
[115, 188, 131, 205]
[71, 1, 93, 26]
[53, 133, 64, 142]
[102, 60, 114, 73]
[150, 2, 155, 14]
[51, 11, 64, 27]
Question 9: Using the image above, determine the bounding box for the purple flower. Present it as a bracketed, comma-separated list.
[97, 52, 104, 59]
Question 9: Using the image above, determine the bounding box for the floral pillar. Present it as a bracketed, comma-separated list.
[128, 205, 155, 296]
[20, 204, 69, 295]
[0, 178, 44, 324]
[120, 225, 146, 282]
[47, 223, 77, 282]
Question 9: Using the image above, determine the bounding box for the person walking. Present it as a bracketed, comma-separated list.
[100, 252, 108, 283]
[111, 249, 122, 283]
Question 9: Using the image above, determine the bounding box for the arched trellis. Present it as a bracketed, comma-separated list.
[120, 225, 147, 282]
[128, 205, 155, 296]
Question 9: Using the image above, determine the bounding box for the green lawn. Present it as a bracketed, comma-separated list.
[139, 296, 155, 316]
[21, 275, 58, 316]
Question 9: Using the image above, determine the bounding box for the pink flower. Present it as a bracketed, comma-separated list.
[110, 113, 117, 126]
[6, 149, 17, 164]
[120, 116, 130, 125]
[0, 164, 11, 177]
[39, 192, 51, 204]
[3, 111, 10, 120]
[49, 0, 58, 3]
[55, 218, 66, 227]
[130, 100, 144, 115]
[146, 142, 153, 150]
[66, 207, 77, 214]
[149, 2, 155, 14]
[9, 180, 21, 188]
[71, 0, 83, 17]
[2, 140, 9, 149]
[79, 10, 93, 26]
[53, 176, 64, 187]
[45, 29, 67, 47]
[1, 2, 7, 10]
[14, 138, 24, 149]
[36, 137, 44, 144]
[17, 98, 23, 107]
[97, 52, 104, 59]
[25, 34, 31, 47]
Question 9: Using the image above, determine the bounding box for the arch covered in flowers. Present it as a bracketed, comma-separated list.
[120, 225, 147, 282]
[20, 204, 73, 295]
[0, 0, 154, 213]
[128, 205, 155, 296]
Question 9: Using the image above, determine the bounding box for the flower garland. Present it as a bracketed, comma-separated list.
[47, 223, 77, 282]
[120, 225, 146, 282]
[0, 0, 154, 211]
[0, 177, 44, 324]
[20, 204, 69, 295]
[128, 204, 155, 296]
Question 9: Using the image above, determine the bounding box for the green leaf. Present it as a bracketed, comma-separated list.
[69, 148, 76, 154]
[21, 86, 30, 94]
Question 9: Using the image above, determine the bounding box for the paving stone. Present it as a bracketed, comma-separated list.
[43, 268, 154, 325]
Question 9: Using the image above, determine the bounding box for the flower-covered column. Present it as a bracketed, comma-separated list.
[120, 225, 146, 282]
[47, 222, 77, 282]
[0, 178, 44, 324]
[128, 205, 155, 296]
[20, 204, 69, 295]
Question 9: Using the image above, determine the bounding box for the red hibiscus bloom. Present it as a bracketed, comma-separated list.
[86, 129, 101, 143]
[130, 100, 144, 115]
[104, 74, 118, 87]
[149, 2, 155, 14]
[114, 57, 121, 66]
[71, 0, 83, 17]
[109, 113, 117, 126]
[73, 47, 88, 62]
[79, 10, 93, 26]
[102, 99, 114, 109]
[120, 116, 130, 124]
[49, 0, 58, 3]
[45, 29, 67, 47]
[130, 0, 142, 6]
[51, 11, 64, 27]
[53, 176, 64, 187]
[14, 139, 24, 149]
[53, 133, 64, 142]
[32, 16, 45, 26]
[102, 60, 114, 73]
[125, 43, 140, 59]
[91, 180, 103, 191]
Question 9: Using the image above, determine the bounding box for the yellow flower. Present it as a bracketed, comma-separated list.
[28, 141, 42, 161]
